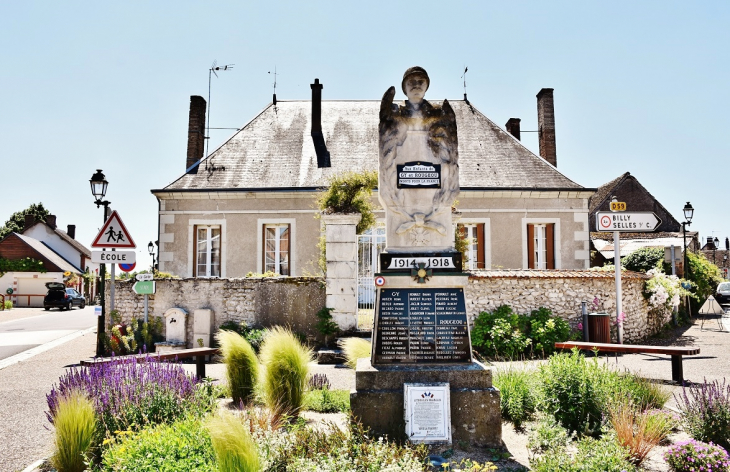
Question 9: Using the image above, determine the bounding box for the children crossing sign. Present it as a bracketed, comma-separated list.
[91, 211, 136, 249]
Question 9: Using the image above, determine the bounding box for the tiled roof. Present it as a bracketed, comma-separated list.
[15, 233, 81, 273]
[160, 100, 585, 192]
[468, 269, 650, 280]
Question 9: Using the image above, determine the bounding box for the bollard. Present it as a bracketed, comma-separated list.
[581, 301, 589, 341]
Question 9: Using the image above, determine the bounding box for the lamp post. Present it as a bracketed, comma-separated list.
[714, 237, 719, 264]
[148, 241, 157, 272]
[681, 202, 694, 279]
[90, 169, 111, 357]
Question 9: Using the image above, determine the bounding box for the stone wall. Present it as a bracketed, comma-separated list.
[107, 277, 326, 347]
[465, 270, 660, 343]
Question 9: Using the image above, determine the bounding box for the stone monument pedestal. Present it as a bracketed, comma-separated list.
[351, 358, 502, 447]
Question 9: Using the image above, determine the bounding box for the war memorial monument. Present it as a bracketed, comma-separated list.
[350, 67, 502, 446]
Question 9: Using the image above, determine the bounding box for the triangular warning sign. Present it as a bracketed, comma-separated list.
[91, 211, 136, 248]
[699, 296, 725, 316]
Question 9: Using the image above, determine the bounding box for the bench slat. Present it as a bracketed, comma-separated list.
[554, 341, 699, 356]
[80, 348, 220, 366]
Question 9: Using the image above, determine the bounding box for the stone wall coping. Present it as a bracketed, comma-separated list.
[468, 269, 650, 280]
[320, 213, 362, 225]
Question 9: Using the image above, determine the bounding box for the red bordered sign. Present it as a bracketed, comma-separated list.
[91, 211, 137, 248]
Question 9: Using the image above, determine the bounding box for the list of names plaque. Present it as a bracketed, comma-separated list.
[374, 288, 471, 364]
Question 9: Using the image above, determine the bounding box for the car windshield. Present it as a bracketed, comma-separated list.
[718, 283, 730, 291]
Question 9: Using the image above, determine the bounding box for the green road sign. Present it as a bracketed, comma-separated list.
[133, 281, 155, 295]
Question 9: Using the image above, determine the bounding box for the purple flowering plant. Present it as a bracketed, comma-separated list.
[675, 377, 730, 452]
[664, 439, 730, 472]
[46, 356, 214, 446]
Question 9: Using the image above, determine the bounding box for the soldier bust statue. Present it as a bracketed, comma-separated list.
[379, 66, 459, 252]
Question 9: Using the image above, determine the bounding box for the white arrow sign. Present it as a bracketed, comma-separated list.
[596, 212, 661, 232]
[91, 250, 136, 263]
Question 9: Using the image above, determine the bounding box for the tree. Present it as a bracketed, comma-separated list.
[0, 203, 50, 240]
[622, 247, 667, 273]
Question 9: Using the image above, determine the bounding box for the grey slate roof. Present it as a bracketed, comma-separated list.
[15, 233, 81, 273]
[160, 100, 584, 192]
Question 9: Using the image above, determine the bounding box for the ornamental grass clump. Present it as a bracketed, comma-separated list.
[216, 329, 259, 404]
[206, 412, 260, 472]
[50, 389, 96, 472]
[47, 356, 212, 445]
[675, 377, 730, 451]
[338, 337, 372, 369]
[608, 402, 672, 466]
[664, 439, 730, 472]
[259, 326, 313, 419]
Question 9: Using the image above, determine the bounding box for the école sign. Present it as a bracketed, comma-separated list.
[91, 250, 136, 264]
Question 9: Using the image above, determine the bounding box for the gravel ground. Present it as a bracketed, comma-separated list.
[0, 330, 96, 472]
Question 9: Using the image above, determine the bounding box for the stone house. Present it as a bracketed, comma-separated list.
[151, 81, 595, 279]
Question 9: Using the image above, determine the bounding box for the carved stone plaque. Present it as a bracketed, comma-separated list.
[373, 288, 471, 364]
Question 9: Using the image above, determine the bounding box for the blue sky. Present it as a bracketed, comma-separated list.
[2, 1, 729, 269]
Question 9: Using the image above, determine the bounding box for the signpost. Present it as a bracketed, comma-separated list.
[596, 206, 662, 343]
[133, 280, 156, 322]
[91, 211, 136, 313]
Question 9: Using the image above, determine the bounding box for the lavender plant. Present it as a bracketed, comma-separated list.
[47, 356, 214, 446]
[664, 439, 730, 472]
[675, 378, 730, 451]
[308, 373, 331, 391]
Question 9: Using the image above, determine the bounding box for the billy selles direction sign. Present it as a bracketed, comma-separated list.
[596, 212, 661, 232]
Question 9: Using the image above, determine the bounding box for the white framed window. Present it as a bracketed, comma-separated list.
[523, 218, 560, 269]
[188, 219, 226, 278]
[456, 219, 491, 270]
[257, 218, 296, 275]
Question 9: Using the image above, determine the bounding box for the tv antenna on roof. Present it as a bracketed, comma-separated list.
[461, 66, 468, 101]
[269, 66, 278, 105]
[205, 60, 234, 170]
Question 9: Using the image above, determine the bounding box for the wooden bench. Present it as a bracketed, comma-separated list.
[554, 341, 700, 384]
[80, 347, 220, 380]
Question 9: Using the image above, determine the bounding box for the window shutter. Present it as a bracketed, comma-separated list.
[546, 223, 555, 269]
[477, 223, 485, 269]
[192, 225, 198, 277]
[527, 224, 535, 269]
[284, 224, 291, 276]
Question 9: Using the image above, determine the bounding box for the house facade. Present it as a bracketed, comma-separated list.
[152, 82, 595, 279]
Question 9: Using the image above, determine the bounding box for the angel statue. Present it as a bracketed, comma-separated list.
[378, 66, 459, 252]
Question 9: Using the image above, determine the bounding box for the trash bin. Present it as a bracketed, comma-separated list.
[588, 313, 610, 343]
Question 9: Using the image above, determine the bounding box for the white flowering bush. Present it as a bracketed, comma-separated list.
[644, 269, 691, 324]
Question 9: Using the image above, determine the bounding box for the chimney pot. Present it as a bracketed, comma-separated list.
[505, 118, 521, 141]
[67, 224, 76, 239]
[537, 88, 557, 167]
[186, 95, 207, 173]
[46, 214, 57, 229]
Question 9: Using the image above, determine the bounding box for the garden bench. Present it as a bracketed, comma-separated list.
[554, 341, 700, 384]
[80, 347, 220, 380]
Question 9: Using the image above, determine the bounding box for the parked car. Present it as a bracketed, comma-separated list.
[44, 282, 86, 310]
[715, 282, 730, 304]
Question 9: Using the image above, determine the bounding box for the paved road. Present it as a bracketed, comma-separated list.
[0, 306, 96, 361]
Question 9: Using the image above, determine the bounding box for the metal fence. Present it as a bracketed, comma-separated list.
[357, 227, 385, 331]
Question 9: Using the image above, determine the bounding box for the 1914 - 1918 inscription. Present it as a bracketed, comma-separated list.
[373, 288, 472, 364]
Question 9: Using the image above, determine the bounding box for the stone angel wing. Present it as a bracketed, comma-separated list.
[378, 86, 406, 214]
[427, 99, 459, 217]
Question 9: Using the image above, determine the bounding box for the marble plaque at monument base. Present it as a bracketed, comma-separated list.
[350, 358, 502, 447]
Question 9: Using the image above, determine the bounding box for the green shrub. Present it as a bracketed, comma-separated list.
[494, 366, 538, 429]
[316, 170, 378, 234]
[338, 337, 371, 369]
[527, 415, 573, 453]
[623, 247, 667, 273]
[217, 321, 267, 353]
[101, 417, 215, 472]
[528, 307, 573, 357]
[530, 433, 637, 472]
[216, 330, 259, 405]
[315, 307, 339, 346]
[686, 251, 724, 307]
[303, 389, 350, 413]
[206, 412, 260, 472]
[3, 300, 11, 310]
[50, 390, 96, 472]
[259, 327, 313, 419]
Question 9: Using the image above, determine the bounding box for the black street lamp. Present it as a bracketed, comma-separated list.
[90, 169, 111, 357]
[714, 237, 719, 264]
[148, 241, 158, 272]
[681, 202, 694, 278]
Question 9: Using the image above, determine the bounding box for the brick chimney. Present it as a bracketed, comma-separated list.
[24, 214, 35, 230]
[505, 118, 521, 141]
[46, 214, 57, 229]
[186, 95, 207, 173]
[537, 88, 557, 167]
[67, 224, 76, 239]
[310, 79, 330, 168]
